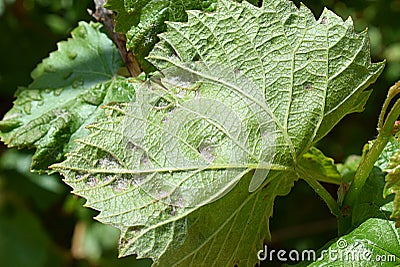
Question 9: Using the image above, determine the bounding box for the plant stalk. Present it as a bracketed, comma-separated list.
[300, 168, 341, 217]
[91, 0, 141, 77]
[344, 82, 400, 207]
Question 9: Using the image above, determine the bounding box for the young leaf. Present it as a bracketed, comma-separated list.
[384, 148, 400, 227]
[54, 0, 384, 264]
[298, 146, 341, 185]
[350, 167, 393, 229]
[375, 137, 399, 170]
[0, 22, 133, 172]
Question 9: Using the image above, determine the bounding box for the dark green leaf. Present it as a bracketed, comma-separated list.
[0, 22, 133, 172]
[307, 216, 400, 266]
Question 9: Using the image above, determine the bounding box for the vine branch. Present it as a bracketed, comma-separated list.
[90, 0, 141, 77]
[299, 167, 341, 217]
[345, 81, 400, 208]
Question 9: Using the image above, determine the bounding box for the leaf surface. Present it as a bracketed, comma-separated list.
[0, 22, 132, 172]
[54, 0, 384, 265]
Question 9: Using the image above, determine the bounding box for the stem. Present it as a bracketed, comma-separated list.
[91, 0, 141, 77]
[300, 168, 341, 217]
[345, 82, 400, 207]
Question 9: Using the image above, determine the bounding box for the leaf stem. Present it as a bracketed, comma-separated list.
[91, 0, 141, 76]
[345, 82, 400, 207]
[300, 168, 341, 217]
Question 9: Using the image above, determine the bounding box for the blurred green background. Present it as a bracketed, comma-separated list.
[0, 0, 399, 266]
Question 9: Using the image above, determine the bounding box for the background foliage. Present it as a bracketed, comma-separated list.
[0, 0, 399, 266]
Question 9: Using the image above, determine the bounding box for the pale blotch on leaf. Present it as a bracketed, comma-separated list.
[102, 175, 114, 184]
[112, 178, 131, 192]
[97, 156, 121, 169]
[86, 176, 98, 187]
[198, 143, 216, 163]
[140, 154, 150, 165]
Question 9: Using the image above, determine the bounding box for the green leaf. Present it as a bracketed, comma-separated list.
[154, 171, 295, 266]
[105, 0, 258, 72]
[375, 137, 399, 170]
[0, 21, 133, 172]
[384, 148, 400, 227]
[306, 217, 400, 266]
[54, 106, 295, 264]
[298, 146, 341, 185]
[350, 167, 393, 229]
[54, 0, 383, 264]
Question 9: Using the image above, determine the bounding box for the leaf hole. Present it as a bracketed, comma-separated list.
[153, 97, 174, 110]
[192, 53, 201, 62]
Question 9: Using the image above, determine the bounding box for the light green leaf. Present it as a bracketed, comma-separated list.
[154, 171, 295, 266]
[54, 0, 383, 264]
[375, 137, 399, 170]
[147, 0, 383, 181]
[350, 167, 393, 229]
[384, 148, 400, 227]
[0, 21, 133, 172]
[298, 146, 341, 185]
[54, 103, 295, 264]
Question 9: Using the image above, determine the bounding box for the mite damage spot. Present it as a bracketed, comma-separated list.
[303, 83, 313, 91]
[86, 176, 98, 187]
[97, 155, 121, 169]
[198, 143, 216, 163]
[112, 178, 131, 192]
[140, 154, 150, 165]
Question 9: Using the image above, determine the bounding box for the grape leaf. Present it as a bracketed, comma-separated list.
[0, 21, 134, 172]
[375, 137, 399, 170]
[105, 0, 258, 72]
[384, 147, 400, 227]
[350, 167, 393, 229]
[54, 100, 297, 264]
[53, 0, 384, 265]
[306, 216, 400, 266]
[299, 146, 341, 185]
